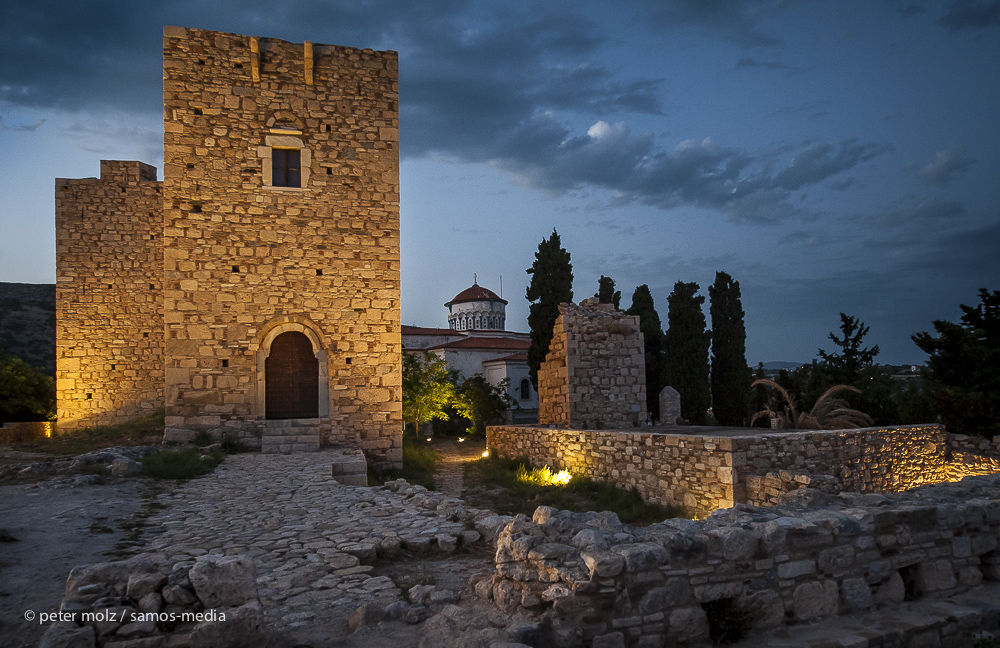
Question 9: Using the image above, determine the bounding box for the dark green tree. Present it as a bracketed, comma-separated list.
[709, 271, 751, 426]
[625, 285, 665, 421]
[818, 313, 880, 385]
[912, 288, 1000, 438]
[595, 275, 621, 310]
[662, 282, 711, 424]
[0, 353, 55, 423]
[526, 229, 573, 388]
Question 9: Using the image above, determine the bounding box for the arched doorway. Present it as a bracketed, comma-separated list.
[265, 331, 319, 419]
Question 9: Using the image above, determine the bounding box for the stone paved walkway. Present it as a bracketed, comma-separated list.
[430, 438, 485, 498]
[137, 450, 493, 644]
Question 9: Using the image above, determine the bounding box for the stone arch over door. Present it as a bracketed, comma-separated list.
[255, 317, 329, 419]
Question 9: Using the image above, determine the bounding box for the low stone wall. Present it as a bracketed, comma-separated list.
[486, 474, 1000, 647]
[0, 420, 56, 443]
[486, 424, 955, 518]
[947, 433, 1000, 480]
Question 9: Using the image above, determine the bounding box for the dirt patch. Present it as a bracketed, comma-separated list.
[0, 478, 160, 647]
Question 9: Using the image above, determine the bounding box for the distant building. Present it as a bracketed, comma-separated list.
[402, 280, 538, 422]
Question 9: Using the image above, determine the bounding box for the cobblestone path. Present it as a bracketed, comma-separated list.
[137, 450, 492, 644]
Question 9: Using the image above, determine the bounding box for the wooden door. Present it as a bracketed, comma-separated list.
[265, 331, 319, 419]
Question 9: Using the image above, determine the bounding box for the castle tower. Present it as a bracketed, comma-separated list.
[55, 161, 165, 429]
[161, 27, 401, 464]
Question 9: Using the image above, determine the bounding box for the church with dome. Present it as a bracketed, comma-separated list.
[401, 279, 538, 422]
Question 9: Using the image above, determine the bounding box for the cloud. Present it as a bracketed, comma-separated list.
[636, 0, 802, 47]
[487, 119, 888, 224]
[735, 57, 791, 71]
[771, 140, 890, 191]
[0, 116, 45, 131]
[938, 0, 1000, 30]
[913, 148, 974, 186]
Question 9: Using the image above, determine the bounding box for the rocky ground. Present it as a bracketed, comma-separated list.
[0, 440, 536, 648]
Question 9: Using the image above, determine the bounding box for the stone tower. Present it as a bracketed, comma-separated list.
[55, 161, 165, 429]
[55, 27, 402, 467]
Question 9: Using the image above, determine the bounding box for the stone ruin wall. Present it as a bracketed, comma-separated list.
[161, 27, 401, 464]
[488, 474, 1000, 648]
[55, 161, 165, 430]
[486, 424, 972, 518]
[537, 300, 646, 429]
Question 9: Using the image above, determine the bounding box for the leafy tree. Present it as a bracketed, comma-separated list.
[662, 282, 711, 424]
[818, 313, 880, 385]
[595, 275, 621, 310]
[460, 375, 514, 435]
[0, 352, 55, 423]
[402, 351, 463, 434]
[912, 288, 1000, 438]
[625, 285, 665, 421]
[709, 271, 751, 426]
[526, 229, 573, 388]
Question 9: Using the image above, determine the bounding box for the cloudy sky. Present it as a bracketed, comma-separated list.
[1, 0, 997, 365]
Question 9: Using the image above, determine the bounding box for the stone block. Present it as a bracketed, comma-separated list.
[188, 555, 258, 608]
[793, 580, 839, 620]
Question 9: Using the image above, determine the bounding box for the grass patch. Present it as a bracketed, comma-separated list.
[464, 455, 686, 525]
[8, 409, 165, 456]
[141, 448, 223, 480]
[369, 439, 440, 490]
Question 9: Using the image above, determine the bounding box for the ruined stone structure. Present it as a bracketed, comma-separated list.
[55, 161, 164, 428]
[537, 299, 646, 429]
[56, 27, 402, 465]
[488, 474, 1000, 647]
[486, 424, 970, 517]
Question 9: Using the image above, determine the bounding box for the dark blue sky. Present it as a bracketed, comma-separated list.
[1, 0, 997, 365]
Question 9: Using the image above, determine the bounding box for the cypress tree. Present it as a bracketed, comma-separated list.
[595, 275, 621, 310]
[526, 229, 573, 388]
[626, 285, 665, 421]
[663, 281, 711, 425]
[709, 271, 751, 426]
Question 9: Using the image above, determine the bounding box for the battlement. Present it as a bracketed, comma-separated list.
[99, 160, 158, 183]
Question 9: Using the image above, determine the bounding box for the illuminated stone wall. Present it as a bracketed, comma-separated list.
[55, 161, 164, 430]
[161, 27, 401, 465]
[537, 299, 647, 429]
[487, 473, 1000, 647]
[486, 424, 951, 517]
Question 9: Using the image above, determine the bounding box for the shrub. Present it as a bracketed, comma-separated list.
[142, 448, 223, 480]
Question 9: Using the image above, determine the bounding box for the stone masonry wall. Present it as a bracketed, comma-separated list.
[488, 474, 1000, 647]
[740, 425, 948, 507]
[161, 27, 401, 465]
[537, 299, 646, 429]
[487, 424, 951, 518]
[55, 161, 164, 430]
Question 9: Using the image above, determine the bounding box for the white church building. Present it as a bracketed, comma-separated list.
[402, 280, 538, 422]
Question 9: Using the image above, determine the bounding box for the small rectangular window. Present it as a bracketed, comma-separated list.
[272, 149, 301, 187]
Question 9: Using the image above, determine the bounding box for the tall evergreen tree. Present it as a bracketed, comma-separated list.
[818, 313, 880, 385]
[526, 229, 573, 388]
[709, 271, 751, 426]
[663, 281, 711, 424]
[913, 288, 1000, 438]
[595, 275, 621, 310]
[626, 285, 665, 421]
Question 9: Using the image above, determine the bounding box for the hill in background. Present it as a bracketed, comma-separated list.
[0, 282, 55, 375]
